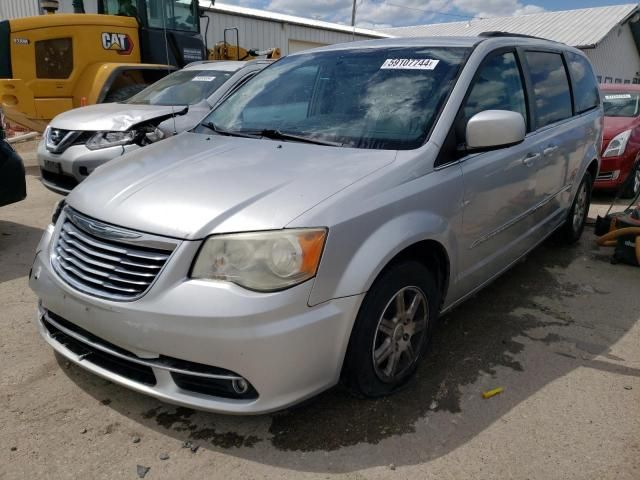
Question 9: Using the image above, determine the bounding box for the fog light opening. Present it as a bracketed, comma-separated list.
[232, 378, 249, 394]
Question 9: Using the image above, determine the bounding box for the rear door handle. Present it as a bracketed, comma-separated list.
[523, 153, 540, 167]
[543, 145, 559, 156]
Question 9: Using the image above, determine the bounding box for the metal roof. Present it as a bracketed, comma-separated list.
[380, 4, 640, 48]
[199, 1, 390, 39]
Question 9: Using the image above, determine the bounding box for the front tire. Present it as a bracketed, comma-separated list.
[342, 261, 440, 397]
[556, 171, 592, 244]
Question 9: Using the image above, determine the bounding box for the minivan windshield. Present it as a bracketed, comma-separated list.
[125, 69, 234, 106]
[603, 92, 640, 117]
[198, 47, 470, 149]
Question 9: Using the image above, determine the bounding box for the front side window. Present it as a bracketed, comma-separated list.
[198, 47, 470, 150]
[35, 38, 73, 79]
[459, 51, 527, 138]
[125, 69, 234, 105]
[566, 51, 599, 113]
[525, 51, 573, 128]
[603, 92, 640, 117]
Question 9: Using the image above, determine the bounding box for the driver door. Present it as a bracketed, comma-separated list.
[456, 49, 541, 294]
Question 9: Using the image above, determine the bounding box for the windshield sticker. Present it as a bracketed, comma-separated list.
[192, 76, 216, 82]
[604, 94, 632, 100]
[380, 58, 440, 70]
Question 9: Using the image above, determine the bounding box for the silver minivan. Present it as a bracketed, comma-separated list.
[37, 61, 270, 195]
[30, 35, 602, 414]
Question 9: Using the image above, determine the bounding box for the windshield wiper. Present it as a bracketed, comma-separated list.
[254, 129, 343, 147]
[200, 122, 261, 139]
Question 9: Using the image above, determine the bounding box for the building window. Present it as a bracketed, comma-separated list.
[624, 79, 631, 84]
[633, 78, 640, 84]
[604, 77, 613, 83]
[597, 75, 602, 83]
[615, 78, 622, 84]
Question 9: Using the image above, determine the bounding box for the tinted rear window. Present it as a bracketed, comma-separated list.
[566, 52, 599, 113]
[525, 51, 573, 128]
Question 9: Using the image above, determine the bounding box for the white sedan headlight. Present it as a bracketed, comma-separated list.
[86, 130, 137, 150]
[603, 129, 632, 158]
[191, 229, 327, 291]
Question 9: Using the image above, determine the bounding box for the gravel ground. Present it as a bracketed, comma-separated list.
[1, 142, 639, 479]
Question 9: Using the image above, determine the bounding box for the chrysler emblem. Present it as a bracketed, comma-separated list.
[66, 210, 142, 241]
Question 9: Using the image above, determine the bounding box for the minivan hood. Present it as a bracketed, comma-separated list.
[50, 103, 188, 132]
[67, 132, 396, 239]
[603, 116, 640, 141]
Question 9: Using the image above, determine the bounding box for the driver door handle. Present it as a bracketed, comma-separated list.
[523, 153, 540, 167]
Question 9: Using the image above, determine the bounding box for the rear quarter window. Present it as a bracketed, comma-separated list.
[566, 51, 599, 113]
[525, 51, 573, 129]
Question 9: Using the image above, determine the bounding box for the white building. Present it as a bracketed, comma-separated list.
[380, 4, 640, 85]
[0, 1, 386, 55]
[198, 2, 386, 54]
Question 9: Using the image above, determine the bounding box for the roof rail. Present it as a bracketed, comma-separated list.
[479, 31, 561, 43]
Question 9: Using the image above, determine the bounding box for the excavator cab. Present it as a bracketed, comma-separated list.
[98, 0, 206, 67]
[0, 0, 206, 131]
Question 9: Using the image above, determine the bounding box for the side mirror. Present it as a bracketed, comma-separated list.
[465, 110, 526, 151]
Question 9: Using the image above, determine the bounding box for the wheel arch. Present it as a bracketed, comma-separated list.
[377, 239, 451, 310]
[586, 158, 599, 187]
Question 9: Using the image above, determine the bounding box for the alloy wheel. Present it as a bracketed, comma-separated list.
[372, 286, 428, 383]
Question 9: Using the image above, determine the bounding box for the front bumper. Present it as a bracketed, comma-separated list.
[594, 151, 636, 190]
[29, 225, 363, 414]
[36, 141, 139, 195]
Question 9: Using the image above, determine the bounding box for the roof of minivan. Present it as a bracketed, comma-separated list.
[292, 35, 572, 55]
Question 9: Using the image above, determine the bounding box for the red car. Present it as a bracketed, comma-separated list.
[597, 85, 640, 198]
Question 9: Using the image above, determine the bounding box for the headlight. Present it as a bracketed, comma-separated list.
[86, 130, 137, 150]
[603, 129, 632, 157]
[190, 229, 327, 291]
[51, 199, 66, 225]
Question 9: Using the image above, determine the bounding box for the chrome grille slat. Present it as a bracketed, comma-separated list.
[51, 209, 177, 301]
[56, 258, 141, 293]
[63, 222, 171, 261]
[56, 251, 153, 287]
[60, 234, 163, 269]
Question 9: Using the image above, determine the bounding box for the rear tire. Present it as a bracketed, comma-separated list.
[621, 162, 640, 199]
[342, 261, 440, 398]
[556, 171, 592, 244]
[104, 84, 147, 103]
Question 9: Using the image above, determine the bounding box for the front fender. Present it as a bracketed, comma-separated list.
[305, 160, 464, 307]
[309, 210, 456, 308]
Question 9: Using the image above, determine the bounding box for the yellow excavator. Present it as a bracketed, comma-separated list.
[0, 0, 280, 132]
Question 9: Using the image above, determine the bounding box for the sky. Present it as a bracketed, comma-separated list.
[215, 0, 636, 28]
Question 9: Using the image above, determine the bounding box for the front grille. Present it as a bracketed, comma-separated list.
[41, 169, 79, 191]
[42, 312, 157, 386]
[597, 171, 615, 181]
[45, 128, 91, 154]
[51, 209, 175, 301]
